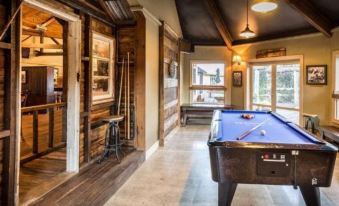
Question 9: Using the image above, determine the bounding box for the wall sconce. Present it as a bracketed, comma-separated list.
[232, 55, 242, 65]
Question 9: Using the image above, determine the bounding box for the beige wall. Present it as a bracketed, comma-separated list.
[232, 30, 339, 124]
[181, 46, 232, 105]
[128, 0, 182, 37]
[144, 14, 160, 150]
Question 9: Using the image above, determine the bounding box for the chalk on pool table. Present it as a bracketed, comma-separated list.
[260, 130, 266, 136]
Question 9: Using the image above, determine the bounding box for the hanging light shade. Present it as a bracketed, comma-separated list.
[251, 0, 278, 13]
[240, 0, 256, 38]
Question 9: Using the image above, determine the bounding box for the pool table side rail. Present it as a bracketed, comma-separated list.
[208, 110, 338, 152]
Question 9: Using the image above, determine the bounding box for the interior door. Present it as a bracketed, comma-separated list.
[251, 64, 273, 111]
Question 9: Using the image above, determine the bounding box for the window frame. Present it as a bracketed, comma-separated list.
[332, 51, 339, 124]
[189, 60, 227, 104]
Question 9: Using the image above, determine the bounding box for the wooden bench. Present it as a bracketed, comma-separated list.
[319, 126, 339, 144]
[180, 104, 234, 126]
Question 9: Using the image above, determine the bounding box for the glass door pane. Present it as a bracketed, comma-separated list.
[276, 64, 300, 109]
[252, 65, 272, 109]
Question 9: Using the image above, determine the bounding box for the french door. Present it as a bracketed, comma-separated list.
[250, 62, 301, 124]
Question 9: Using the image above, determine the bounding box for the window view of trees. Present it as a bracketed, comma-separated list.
[253, 66, 272, 105]
[191, 63, 225, 104]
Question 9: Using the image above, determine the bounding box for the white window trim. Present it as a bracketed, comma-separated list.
[189, 60, 228, 105]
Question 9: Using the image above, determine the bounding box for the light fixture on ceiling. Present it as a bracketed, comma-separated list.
[251, 0, 278, 13]
[240, 0, 256, 38]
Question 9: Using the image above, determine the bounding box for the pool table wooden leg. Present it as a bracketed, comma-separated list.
[299, 186, 321, 206]
[218, 182, 237, 206]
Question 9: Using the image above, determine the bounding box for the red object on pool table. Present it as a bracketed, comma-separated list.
[208, 110, 337, 206]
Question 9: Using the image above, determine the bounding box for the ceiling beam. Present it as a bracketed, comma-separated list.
[284, 0, 333, 37]
[22, 42, 63, 49]
[203, 0, 233, 49]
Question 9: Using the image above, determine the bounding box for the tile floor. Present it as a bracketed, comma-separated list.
[105, 126, 339, 206]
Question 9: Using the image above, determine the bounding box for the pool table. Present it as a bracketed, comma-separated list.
[208, 110, 338, 206]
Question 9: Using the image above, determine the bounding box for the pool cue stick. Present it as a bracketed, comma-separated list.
[236, 119, 269, 140]
[117, 58, 125, 115]
[127, 52, 131, 140]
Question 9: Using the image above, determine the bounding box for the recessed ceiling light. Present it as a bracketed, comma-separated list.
[251, 0, 278, 13]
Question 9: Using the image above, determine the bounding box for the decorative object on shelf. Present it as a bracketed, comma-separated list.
[232, 55, 242, 65]
[240, 0, 256, 38]
[169, 60, 178, 78]
[256, 48, 286, 58]
[251, 0, 278, 13]
[306, 65, 327, 85]
[92, 32, 115, 104]
[232, 71, 243, 87]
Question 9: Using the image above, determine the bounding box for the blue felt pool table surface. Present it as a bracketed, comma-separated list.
[215, 110, 321, 145]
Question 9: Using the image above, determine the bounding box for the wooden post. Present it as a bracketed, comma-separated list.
[33, 111, 39, 154]
[117, 58, 124, 115]
[127, 52, 130, 140]
[83, 14, 92, 162]
[48, 108, 55, 148]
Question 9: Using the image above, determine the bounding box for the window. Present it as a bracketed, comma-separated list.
[190, 62, 225, 104]
[333, 52, 339, 121]
[92, 32, 115, 104]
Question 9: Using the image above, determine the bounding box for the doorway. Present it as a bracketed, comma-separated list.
[17, 0, 81, 204]
[249, 59, 302, 124]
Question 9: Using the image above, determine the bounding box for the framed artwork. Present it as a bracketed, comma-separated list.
[21, 71, 27, 84]
[306, 65, 327, 85]
[92, 32, 115, 104]
[232, 71, 242, 87]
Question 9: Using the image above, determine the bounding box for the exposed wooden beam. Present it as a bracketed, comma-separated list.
[21, 35, 32, 43]
[39, 17, 56, 28]
[0, 42, 12, 49]
[284, 0, 333, 37]
[0, 0, 24, 41]
[21, 42, 63, 49]
[179, 39, 194, 53]
[203, 0, 232, 49]
[50, 37, 61, 45]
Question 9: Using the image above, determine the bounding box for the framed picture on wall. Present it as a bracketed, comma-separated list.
[232, 71, 242, 87]
[92, 32, 115, 104]
[306, 65, 327, 85]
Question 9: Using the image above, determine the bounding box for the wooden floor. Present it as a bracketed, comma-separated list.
[20, 149, 68, 206]
[30, 149, 144, 206]
[21, 109, 63, 158]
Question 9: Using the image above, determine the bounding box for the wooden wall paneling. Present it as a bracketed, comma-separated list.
[83, 14, 92, 163]
[134, 11, 146, 150]
[62, 20, 68, 144]
[2, 0, 20, 204]
[159, 22, 180, 146]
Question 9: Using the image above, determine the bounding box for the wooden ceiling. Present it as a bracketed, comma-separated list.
[22, 5, 63, 39]
[175, 0, 339, 47]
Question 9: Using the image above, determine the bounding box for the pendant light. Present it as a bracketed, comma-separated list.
[240, 0, 256, 38]
[251, 0, 278, 13]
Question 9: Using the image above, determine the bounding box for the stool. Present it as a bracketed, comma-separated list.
[97, 115, 124, 164]
[303, 113, 320, 134]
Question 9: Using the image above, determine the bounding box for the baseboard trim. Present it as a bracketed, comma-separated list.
[145, 140, 159, 160]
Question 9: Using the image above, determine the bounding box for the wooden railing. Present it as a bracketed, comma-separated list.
[21, 102, 66, 164]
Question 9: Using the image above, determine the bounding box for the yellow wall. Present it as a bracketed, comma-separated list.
[144, 14, 160, 150]
[181, 46, 232, 105]
[232, 30, 339, 124]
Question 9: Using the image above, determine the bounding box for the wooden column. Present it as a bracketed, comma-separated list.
[83, 14, 92, 162]
[3, 0, 20, 205]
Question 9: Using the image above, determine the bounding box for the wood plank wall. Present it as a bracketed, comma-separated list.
[159, 23, 180, 146]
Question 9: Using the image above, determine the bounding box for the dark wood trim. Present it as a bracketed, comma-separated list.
[284, 0, 333, 37]
[189, 86, 227, 91]
[203, 0, 233, 49]
[56, 0, 115, 27]
[21, 102, 65, 112]
[179, 39, 194, 53]
[232, 27, 318, 45]
[0, 42, 12, 49]
[84, 14, 93, 162]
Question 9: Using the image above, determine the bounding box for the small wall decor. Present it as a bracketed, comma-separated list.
[232, 71, 242, 87]
[306, 65, 327, 85]
[256, 48, 286, 59]
[169, 60, 178, 78]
